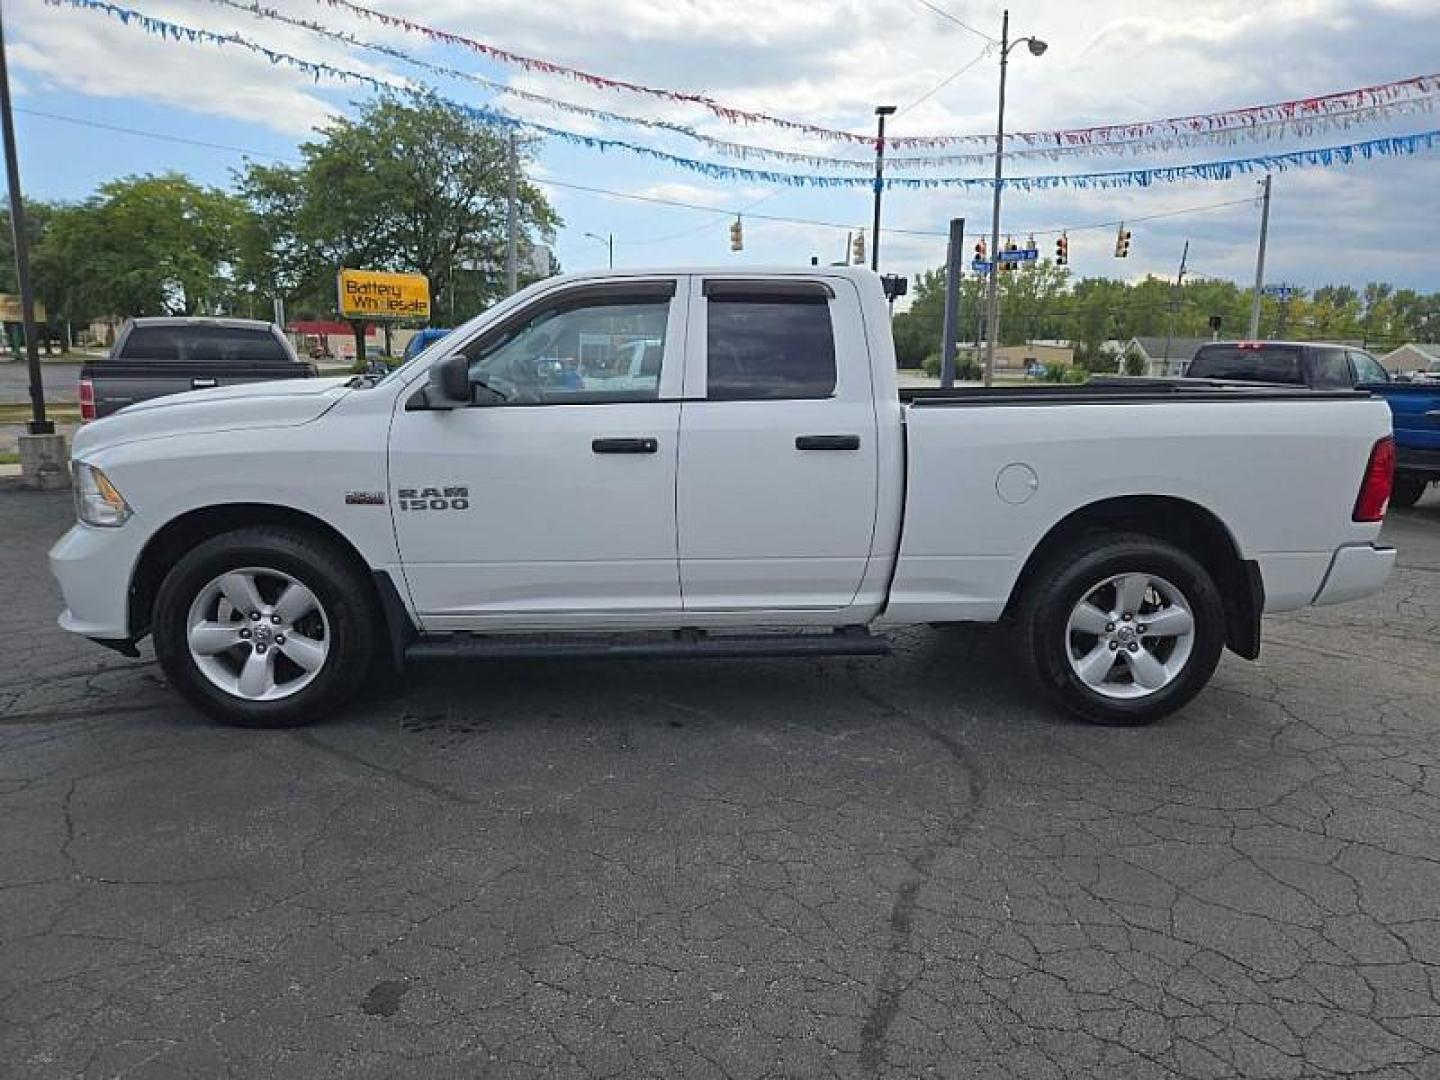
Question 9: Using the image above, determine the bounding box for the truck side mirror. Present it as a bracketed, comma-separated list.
[435, 353, 471, 404]
[406, 354, 472, 411]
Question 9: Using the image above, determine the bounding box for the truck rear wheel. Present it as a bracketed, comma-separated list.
[1391, 473, 1429, 509]
[1019, 534, 1225, 726]
[152, 527, 379, 727]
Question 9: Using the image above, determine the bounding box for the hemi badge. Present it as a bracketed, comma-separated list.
[345, 491, 386, 506]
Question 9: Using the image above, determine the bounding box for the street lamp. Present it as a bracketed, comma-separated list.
[585, 231, 614, 269]
[982, 10, 1046, 386]
[870, 105, 897, 272]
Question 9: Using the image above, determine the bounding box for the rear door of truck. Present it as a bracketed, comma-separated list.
[675, 276, 880, 611]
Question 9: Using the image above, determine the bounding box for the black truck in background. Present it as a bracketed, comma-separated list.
[80, 318, 317, 420]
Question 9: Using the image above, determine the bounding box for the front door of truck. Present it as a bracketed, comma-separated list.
[676, 277, 880, 611]
[389, 278, 687, 630]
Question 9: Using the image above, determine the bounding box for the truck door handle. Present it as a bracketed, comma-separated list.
[1425, 409, 1440, 418]
[592, 437, 658, 454]
[191, 378, 218, 389]
[795, 434, 861, 451]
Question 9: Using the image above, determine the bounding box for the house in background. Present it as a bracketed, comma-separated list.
[1380, 343, 1440, 377]
[1125, 337, 1211, 376]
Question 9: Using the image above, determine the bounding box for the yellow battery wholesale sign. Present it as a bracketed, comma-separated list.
[337, 270, 431, 320]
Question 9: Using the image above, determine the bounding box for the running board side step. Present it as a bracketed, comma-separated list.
[404, 626, 891, 662]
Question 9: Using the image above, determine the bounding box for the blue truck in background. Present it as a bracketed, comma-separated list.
[1186, 341, 1440, 508]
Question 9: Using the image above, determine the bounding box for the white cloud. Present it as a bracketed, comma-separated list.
[9, 0, 403, 135]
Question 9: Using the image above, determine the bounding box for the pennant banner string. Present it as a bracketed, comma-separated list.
[44, 0, 1440, 192]
[308, 0, 1440, 151]
[202, 0, 1439, 170]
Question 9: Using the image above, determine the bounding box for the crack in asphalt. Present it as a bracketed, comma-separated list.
[848, 681, 988, 1076]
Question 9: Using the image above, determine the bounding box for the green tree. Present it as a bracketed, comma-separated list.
[38, 174, 247, 318]
[1, 200, 70, 350]
[891, 269, 945, 365]
[239, 90, 559, 341]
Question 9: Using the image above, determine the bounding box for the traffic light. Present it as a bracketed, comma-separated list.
[1114, 224, 1131, 258]
[1055, 232, 1068, 265]
[851, 230, 866, 265]
[973, 238, 987, 262]
[729, 217, 743, 252]
[1025, 234, 1038, 256]
[1003, 235, 1018, 272]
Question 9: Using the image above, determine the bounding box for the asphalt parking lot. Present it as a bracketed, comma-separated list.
[0, 361, 82, 405]
[3, 486, 1439, 1079]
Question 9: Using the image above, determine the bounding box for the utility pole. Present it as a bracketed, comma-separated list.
[940, 217, 965, 388]
[983, 10, 1010, 386]
[1248, 172, 1271, 339]
[1161, 239, 1189, 377]
[0, 5, 51, 438]
[870, 105, 895, 272]
[505, 128, 519, 295]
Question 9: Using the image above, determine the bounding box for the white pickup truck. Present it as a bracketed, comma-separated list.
[50, 268, 1397, 728]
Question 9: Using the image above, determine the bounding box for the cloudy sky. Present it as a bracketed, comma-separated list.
[8, 0, 1440, 297]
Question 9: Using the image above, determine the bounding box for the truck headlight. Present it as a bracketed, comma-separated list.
[73, 461, 133, 527]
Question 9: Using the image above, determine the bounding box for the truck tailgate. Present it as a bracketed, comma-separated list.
[83, 359, 317, 417]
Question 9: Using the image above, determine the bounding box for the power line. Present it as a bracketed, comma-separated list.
[536, 178, 946, 238]
[14, 108, 1260, 252]
[906, 0, 1000, 44]
[14, 105, 298, 161]
[896, 47, 994, 116]
[1024, 197, 1256, 238]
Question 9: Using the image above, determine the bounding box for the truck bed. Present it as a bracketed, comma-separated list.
[899, 378, 1369, 406]
[883, 378, 1392, 627]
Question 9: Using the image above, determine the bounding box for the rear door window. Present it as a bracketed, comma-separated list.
[117, 325, 289, 364]
[1187, 345, 1304, 384]
[1311, 348, 1354, 389]
[704, 284, 837, 400]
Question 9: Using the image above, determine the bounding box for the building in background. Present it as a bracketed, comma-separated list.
[1125, 337, 1210, 377]
[1380, 343, 1440, 377]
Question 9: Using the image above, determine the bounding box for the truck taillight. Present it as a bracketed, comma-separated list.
[79, 378, 95, 422]
[1353, 436, 1394, 522]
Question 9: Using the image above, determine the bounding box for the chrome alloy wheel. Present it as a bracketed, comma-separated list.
[1064, 572, 1195, 701]
[185, 567, 331, 702]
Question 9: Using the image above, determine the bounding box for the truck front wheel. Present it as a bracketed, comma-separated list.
[152, 527, 379, 727]
[1019, 534, 1225, 726]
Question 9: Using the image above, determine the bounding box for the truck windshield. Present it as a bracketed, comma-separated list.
[1187, 345, 1304, 384]
[117, 325, 289, 364]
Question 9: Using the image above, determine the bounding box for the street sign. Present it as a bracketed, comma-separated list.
[998, 248, 1039, 264]
[1262, 285, 1292, 299]
[337, 269, 431, 320]
[971, 260, 992, 272]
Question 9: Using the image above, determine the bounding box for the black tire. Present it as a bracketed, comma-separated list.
[1018, 533, 1226, 726]
[1391, 473, 1429, 510]
[152, 527, 379, 727]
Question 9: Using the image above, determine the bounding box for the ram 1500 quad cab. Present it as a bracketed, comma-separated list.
[51, 269, 1397, 727]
